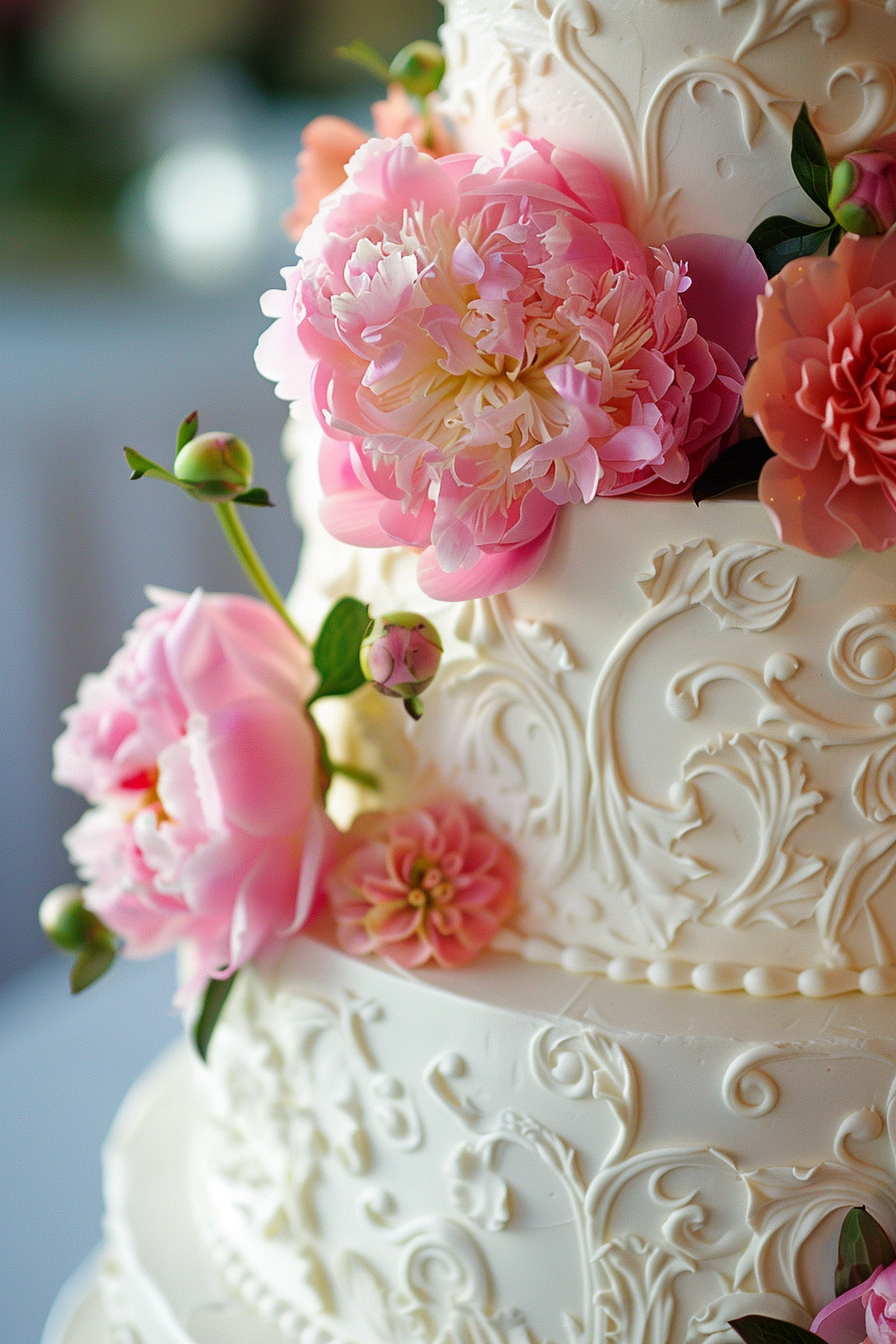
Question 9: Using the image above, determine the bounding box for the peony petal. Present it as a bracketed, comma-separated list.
[666, 233, 767, 369]
[416, 520, 557, 600]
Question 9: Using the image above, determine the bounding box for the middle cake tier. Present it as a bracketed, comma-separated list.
[289, 446, 896, 997]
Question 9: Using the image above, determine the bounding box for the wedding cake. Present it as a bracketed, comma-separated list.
[50, 2, 896, 1342]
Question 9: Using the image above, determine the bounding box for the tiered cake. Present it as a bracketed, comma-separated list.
[74, 2, 896, 1343]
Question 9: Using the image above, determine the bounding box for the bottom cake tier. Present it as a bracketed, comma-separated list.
[95, 930, 896, 1344]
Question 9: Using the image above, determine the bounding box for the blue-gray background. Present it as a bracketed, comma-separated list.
[0, 1, 440, 1339]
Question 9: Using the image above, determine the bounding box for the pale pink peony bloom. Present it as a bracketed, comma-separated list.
[55, 588, 336, 993]
[258, 134, 765, 600]
[744, 229, 896, 556]
[328, 799, 517, 969]
[283, 87, 454, 242]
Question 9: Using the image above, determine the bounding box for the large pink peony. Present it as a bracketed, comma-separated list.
[745, 229, 896, 555]
[328, 799, 517, 968]
[257, 133, 765, 600]
[54, 588, 336, 993]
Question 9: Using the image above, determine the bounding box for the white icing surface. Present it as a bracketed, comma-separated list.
[439, 0, 896, 242]
[186, 931, 896, 1344]
[289, 416, 896, 994]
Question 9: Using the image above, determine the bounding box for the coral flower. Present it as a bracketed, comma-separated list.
[745, 228, 896, 555]
[258, 134, 764, 600]
[54, 589, 336, 994]
[283, 86, 454, 241]
[328, 799, 518, 969]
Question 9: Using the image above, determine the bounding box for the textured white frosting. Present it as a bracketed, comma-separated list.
[439, 0, 896, 243]
[181, 932, 896, 1344]
[287, 418, 896, 997]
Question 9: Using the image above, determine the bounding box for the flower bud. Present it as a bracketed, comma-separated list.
[360, 612, 443, 715]
[388, 41, 445, 99]
[829, 151, 896, 236]
[173, 432, 253, 501]
[39, 884, 104, 952]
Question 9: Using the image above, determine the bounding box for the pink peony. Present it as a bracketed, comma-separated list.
[54, 588, 336, 993]
[258, 134, 764, 600]
[744, 229, 896, 556]
[328, 799, 517, 969]
[283, 87, 454, 242]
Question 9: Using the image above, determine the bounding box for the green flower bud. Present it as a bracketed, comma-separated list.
[388, 41, 445, 99]
[39, 884, 105, 953]
[360, 612, 443, 716]
[174, 432, 254, 501]
[829, 152, 896, 237]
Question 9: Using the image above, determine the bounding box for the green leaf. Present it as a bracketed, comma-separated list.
[729, 1316, 820, 1344]
[124, 447, 180, 485]
[308, 596, 370, 704]
[175, 410, 199, 456]
[193, 972, 238, 1062]
[333, 40, 391, 84]
[836, 1207, 896, 1296]
[748, 215, 836, 277]
[791, 103, 833, 215]
[232, 487, 274, 507]
[692, 437, 774, 504]
[70, 941, 116, 994]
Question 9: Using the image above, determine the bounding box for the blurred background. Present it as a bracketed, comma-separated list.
[0, 1, 441, 1339]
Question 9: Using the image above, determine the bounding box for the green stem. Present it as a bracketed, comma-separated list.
[331, 761, 380, 791]
[214, 502, 306, 645]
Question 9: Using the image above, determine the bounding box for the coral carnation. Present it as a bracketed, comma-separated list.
[283, 86, 454, 242]
[54, 589, 336, 994]
[745, 229, 896, 555]
[258, 134, 763, 600]
[328, 799, 517, 969]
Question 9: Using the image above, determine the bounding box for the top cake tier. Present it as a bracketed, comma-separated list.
[439, 0, 896, 242]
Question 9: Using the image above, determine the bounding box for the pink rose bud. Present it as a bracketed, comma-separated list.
[829, 151, 896, 236]
[360, 612, 443, 719]
[173, 431, 253, 500]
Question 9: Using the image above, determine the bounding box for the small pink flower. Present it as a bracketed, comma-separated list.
[744, 229, 896, 556]
[328, 799, 517, 969]
[360, 612, 442, 698]
[257, 134, 765, 600]
[866, 1263, 896, 1344]
[811, 1263, 896, 1344]
[830, 136, 896, 237]
[283, 87, 453, 242]
[54, 589, 336, 994]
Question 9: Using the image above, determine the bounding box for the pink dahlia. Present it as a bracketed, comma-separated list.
[54, 589, 336, 994]
[328, 799, 517, 969]
[257, 133, 765, 600]
[745, 229, 896, 555]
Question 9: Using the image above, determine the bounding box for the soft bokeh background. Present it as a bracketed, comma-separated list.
[0, 2, 440, 1339]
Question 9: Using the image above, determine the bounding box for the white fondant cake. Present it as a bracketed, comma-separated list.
[439, 0, 896, 242]
[63, 3, 896, 1343]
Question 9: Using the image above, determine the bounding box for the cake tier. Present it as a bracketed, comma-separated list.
[95, 1043, 294, 1344]
[190, 930, 896, 1344]
[288, 425, 896, 997]
[438, 0, 896, 243]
